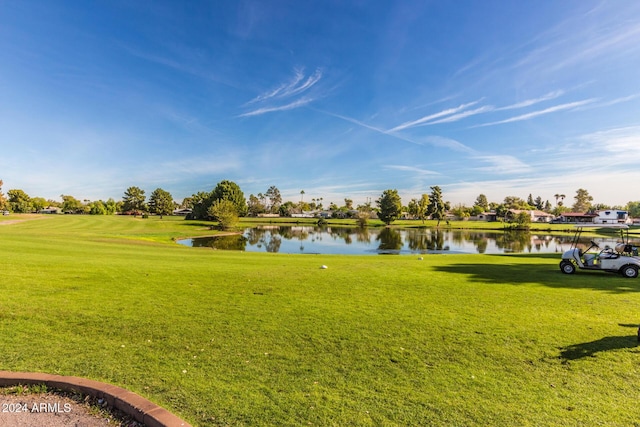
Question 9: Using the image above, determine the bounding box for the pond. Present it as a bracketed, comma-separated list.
[176, 225, 631, 255]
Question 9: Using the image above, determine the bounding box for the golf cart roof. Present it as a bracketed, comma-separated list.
[574, 224, 629, 229]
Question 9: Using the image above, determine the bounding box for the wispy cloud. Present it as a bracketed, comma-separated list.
[476, 99, 596, 127]
[246, 68, 323, 104]
[495, 90, 565, 111]
[384, 165, 440, 175]
[472, 155, 531, 174]
[239, 98, 314, 117]
[389, 101, 480, 131]
[315, 108, 476, 153]
[588, 93, 640, 109]
[547, 23, 640, 73]
[512, 6, 640, 78]
[579, 126, 640, 162]
[316, 109, 391, 134]
[423, 105, 494, 125]
[283, 68, 323, 97]
[422, 136, 476, 153]
[246, 70, 304, 105]
[241, 67, 322, 116]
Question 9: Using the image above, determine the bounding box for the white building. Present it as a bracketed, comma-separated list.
[593, 210, 631, 224]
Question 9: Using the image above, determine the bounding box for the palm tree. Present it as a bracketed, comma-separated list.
[300, 190, 305, 202]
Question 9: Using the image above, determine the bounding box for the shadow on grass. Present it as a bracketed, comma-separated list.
[432, 259, 640, 293]
[560, 335, 638, 360]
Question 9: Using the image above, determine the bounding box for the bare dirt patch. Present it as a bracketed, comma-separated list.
[0, 215, 51, 226]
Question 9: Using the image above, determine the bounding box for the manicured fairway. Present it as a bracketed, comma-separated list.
[1, 215, 639, 426]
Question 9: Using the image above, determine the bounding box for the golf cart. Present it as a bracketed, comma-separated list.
[559, 224, 640, 278]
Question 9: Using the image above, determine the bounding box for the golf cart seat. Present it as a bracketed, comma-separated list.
[599, 246, 619, 259]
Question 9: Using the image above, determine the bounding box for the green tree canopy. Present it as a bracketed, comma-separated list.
[427, 186, 449, 226]
[627, 201, 640, 218]
[474, 194, 489, 211]
[105, 198, 118, 215]
[503, 196, 531, 210]
[512, 211, 532, 229]
[188, 191, 212, 220]
[31, 197, 48, 212]
[122, 186, 146, 214]
[8, 189, 32, 213]
[247, 194, 266, 216]
[148, 188, 174, 218]
[377, 189, 402, 225]
[208, 199, 239, 230]
[61, 195, 83, 213]
[212, 180, 247, 216]
[407, 194, 430, 222]
[88, 200, 107, 215]
[265, 185, 282, 214]
[572, 188, 593, 212]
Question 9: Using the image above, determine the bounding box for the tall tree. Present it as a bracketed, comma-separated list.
[189, 191, 213, 220]
[148, 188, 174, 218]
[208, 199, 239, 230]
[7, 189, 32, 213]
[572, 188, 593, 212]
[122, 186, 146, 214]
[407, 198, 419, 219]
[247, 194, 266, 216]
[31, 197, 48, 212]
[428, 186, 449, 226]
[61, 195, 83, 213]
[212, 180, 247, 216]
[503, 196, 530, 210]
[88, 200, 107, 215]
[408, 194, 429, 222]
[105, 198, 118, 214]
[474, 194, 489, 211]
[626, 201, 640, 218]
[534, 196, 543, 210]
[513, 211, 532, 229]
[377, 189, 402, 225]
[265, 185, 282, 214]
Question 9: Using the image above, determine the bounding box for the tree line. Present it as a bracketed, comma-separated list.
[1, 179, 639, 228]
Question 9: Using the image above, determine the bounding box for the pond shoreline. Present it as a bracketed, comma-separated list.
[175, 225, 621, 255]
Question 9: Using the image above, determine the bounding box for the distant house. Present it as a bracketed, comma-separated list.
[593, 210, 631, 224]
[39, 207, 60, 214]
[508, 209, 555, 223]
[291, 212, 315, 218]
[479, 209, 555, 223]
[558, 212, 598, 223]
[477, 212, 498, 222]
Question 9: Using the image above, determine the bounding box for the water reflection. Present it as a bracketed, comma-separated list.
[176, 225, 613, 255]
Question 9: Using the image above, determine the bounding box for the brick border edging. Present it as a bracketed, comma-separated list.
[0, 371, 192, 427]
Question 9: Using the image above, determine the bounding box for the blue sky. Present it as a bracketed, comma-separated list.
[2, 1, 640, 208]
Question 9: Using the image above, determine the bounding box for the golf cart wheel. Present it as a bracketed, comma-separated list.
[620, 265, 639, 279]
[560, 261, 576, 274]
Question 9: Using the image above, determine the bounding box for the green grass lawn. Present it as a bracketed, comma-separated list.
[1, 215, 639, 426]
